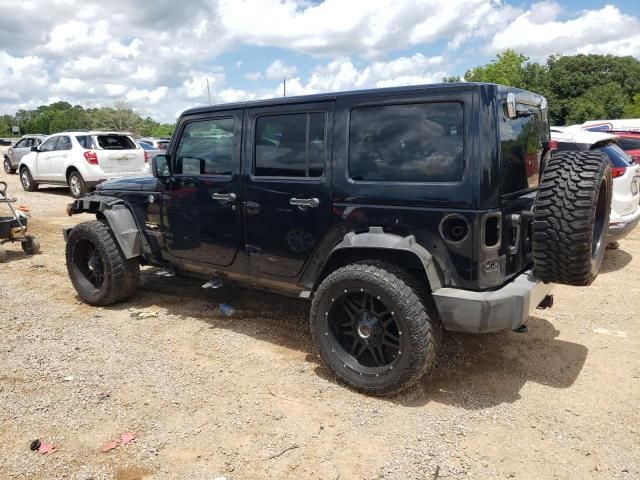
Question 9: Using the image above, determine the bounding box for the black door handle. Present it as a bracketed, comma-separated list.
[244, 201, 260, 215]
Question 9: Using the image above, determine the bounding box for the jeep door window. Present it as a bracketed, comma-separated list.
[500, 104, 545, 195]
[348, 102, 464, 183]
[254, 112, 325, 178]
[175, 118, 235, 176]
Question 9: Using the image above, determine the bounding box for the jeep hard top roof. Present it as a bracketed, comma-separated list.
[182, 82, 545, 116]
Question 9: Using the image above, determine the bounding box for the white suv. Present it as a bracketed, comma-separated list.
[18, 131, 148, 198]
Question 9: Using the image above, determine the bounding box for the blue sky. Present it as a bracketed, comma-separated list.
[0, 0, 638, 122]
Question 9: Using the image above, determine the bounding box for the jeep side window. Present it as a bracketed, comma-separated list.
[348, 102, 464, 183]
[254, 112, 326, 178]
[175, 118, 235, 176]
[500, 103, 544, 195]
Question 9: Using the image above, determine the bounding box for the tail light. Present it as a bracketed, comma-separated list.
[144, 151, 149, 164]
[611, 166, 626, 178]
[83, 150, 98, 165]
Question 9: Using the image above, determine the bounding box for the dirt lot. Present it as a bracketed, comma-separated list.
[1, 172, 639, 480]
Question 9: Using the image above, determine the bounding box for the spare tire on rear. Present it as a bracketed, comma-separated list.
[532, 150, 612, 286]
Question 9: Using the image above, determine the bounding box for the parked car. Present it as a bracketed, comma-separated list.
[0, 139, 12, 146]
[138, 137, 169, 150]
[551, 128, 640, 245]
[608, 131, 640, 165]
[19, 131, 148, 198]
[63, 83, 612, 395]
[3, 134, 47, 174]
[137, 141, 163, 162]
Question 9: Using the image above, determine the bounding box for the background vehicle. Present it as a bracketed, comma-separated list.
[138, 137, 169, 151]
[19, 131, 147, 198]
[610, 131, 640, 164]
[551, 128, 640, 244]
[137, 141, 163, 161]
[64, 83, 611, 395]
[4, 134, 47, 174]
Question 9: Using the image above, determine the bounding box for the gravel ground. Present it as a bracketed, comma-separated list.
[0, 172, 639, 480]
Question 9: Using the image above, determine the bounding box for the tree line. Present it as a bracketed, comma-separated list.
[448, 51, 640, 125]
[0, 100, 175, 138]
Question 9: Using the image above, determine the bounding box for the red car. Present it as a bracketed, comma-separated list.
[609, 131, 640, 164]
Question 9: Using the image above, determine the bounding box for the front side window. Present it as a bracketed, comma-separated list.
[56, 136, 72, 151]
[40, 137, 58, 152]
[254, 112, 326, 178]
[500, 104, 545, 195]
[15, 139, 28, 148]
[349, 102, 464, 183]
[175, 118, 235, 176]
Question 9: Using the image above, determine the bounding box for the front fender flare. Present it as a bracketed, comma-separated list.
[63, 195, 143, 259]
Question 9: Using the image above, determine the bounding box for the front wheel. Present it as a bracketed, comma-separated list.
[68, 171, 87, 198]
[310, 262, 440, 396]
[66, 221, 140, 305]
[3, 157, 15, 174]
[20, 167, 37, 192]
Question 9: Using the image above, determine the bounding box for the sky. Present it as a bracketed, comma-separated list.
[0, 0, 639, 123]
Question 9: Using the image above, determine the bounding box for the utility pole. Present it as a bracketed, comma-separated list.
[206, 78, 212, 105]
[283, 77, 286, 97]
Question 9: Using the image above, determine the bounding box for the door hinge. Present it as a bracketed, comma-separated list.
[245, 244, 262, 256]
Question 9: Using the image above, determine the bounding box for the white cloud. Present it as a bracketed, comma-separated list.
[488, 4, 640, 58]
[245, 72, 263, 81]
[265, 59, 298, 80]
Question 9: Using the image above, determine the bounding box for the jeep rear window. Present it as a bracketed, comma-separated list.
[175, 118, 235, 176]
[348, 102, 464, 183]
[95, 135, 136, 150]
[500, 104, 545, 195]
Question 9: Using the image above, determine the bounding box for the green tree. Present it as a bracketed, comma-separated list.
[464, 49, 529, 87]
[623, 93, 640, 118]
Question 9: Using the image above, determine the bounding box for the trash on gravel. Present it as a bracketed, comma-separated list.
[593, 328, 628, 338]
[154, 269, 174, 277]
[136, 311, 159, 319]
[202, 276, 223, 289]
[31, 439, 57, 455]
[102, 432, 137, 452]
[63, 375, 74, 382]
[218, 303, 235, 317]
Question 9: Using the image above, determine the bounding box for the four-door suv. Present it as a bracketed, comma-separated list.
[3, 134, 47, 174]
[19, 131, 148, 198]
[63, 83, 612, 395]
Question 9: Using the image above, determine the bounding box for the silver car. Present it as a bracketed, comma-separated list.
[4, 135, 47, 174]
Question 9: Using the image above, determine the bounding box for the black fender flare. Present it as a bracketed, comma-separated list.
[316, 227, 443, 292]
[63, 195, 144, 259]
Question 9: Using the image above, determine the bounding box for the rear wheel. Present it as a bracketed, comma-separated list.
[68, 171, 86, 198]
[533, 150, 612, 286]
[310, 262, 439, 396]
[66, 221, 139, 305]
[19, 167, 37, 192]
[3, 157, 15, 174]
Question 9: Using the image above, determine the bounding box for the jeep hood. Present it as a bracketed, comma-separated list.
[96, 175, 160, 192]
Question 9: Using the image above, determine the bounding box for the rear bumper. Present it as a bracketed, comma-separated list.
[432, 270, 554, 334]
[607, 208, 640, 241]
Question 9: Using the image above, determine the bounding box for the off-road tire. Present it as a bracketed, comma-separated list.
[310, 262, 440, 396]
[533, 150, 612, 286]
[66, 221, 139, 305]
[19, 167, 37, 192]
[21, 235, 40, 255]
[3, 157, 15, 174]
[68, 170, 87, 199]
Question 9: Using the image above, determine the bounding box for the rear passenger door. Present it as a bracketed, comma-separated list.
[243, 103, 333, 278]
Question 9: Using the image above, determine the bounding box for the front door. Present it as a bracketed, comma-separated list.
[163, 111, 243, 267]
[243, 103, 333, 278]
[34, 136, 59, 180]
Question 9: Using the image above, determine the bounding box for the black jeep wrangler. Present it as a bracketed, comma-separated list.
[64, 83, 612, 395]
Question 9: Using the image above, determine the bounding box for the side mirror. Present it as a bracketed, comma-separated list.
[152, 154, 171, 178]
[31, 146, 40, 152]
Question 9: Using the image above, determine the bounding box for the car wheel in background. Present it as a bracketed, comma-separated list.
[68, 171, 87, 198]
[19, 167, 37, 192]
[3, 157, 15, 174]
